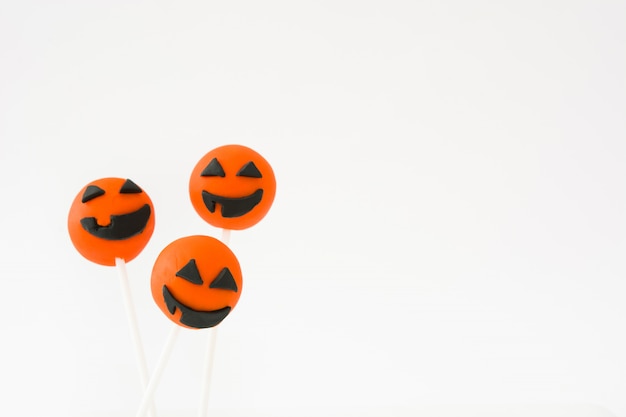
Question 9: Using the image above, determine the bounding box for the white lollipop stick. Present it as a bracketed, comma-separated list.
[198, 228, 231, 417]
[198, 325, 219, 417]
[136, 323, 181, 417]
[221, 228, 231, 245]
[115, 257, 157, 417]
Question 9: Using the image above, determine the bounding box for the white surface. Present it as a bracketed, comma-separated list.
[75, 405, 620, 417]
[1, 0, 625, 417]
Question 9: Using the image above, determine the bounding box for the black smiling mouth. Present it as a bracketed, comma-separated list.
[163, 286, 231, 329]
[80, 204, 151, 240]
[201, 189, 263, 218]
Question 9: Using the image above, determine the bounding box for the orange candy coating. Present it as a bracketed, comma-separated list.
[151, 235, 243, 329]
[67, 177, 155, 266]
[189, 144, 276, 230]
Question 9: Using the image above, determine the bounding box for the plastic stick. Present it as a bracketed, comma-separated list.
[197, 228, 231, 417]
[221, 228, 231, 246]
[198, 326, 219, 417]
[116, 257, 157, 417]
[136, 324, 181, 417]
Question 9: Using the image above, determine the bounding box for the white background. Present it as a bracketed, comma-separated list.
[0, 0, 625, 416]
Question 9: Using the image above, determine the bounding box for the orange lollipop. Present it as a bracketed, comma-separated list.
[135, 235, 243, 417]
[68, 177, 155, 266]
[151, 235, 243, 329]
[189, 144, 276, 230]
[68, 177, 157, 417]
[188, 145, 274, 417]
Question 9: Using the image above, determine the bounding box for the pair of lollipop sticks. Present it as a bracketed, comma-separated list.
[68, 145, 276, 416]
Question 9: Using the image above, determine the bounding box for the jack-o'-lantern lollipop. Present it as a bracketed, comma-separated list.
[151, 235, 243, 329]
[188, 145, 275, 417]
[189, 144, 276, 231]
[68, 177, 156, 417]
[68, 177, 155, 266]
[135, 235, 243, 417]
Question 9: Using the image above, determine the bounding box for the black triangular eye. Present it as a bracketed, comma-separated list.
[176, 259, 203, 285]
[209, 268, 238, 292]
[82, 185, 105, 203]
[120, 179, 143, 194]
[201, 158, 225, 177]
[236, 161, 262, 178]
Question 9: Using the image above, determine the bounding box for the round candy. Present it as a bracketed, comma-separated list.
[189, 144, 276, 230]
[67, 178, 155, 266]
[151, 235, 243, 329]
